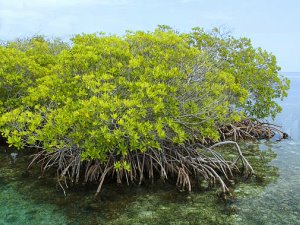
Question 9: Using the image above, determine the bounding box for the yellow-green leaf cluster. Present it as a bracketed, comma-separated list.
[0, 27, 289, 162]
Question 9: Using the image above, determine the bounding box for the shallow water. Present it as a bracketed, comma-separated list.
[0, 73, 299, 225]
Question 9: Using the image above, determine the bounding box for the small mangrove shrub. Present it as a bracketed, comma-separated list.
[0, 27, 289, 194]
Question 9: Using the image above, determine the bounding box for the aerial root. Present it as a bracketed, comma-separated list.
[28, 140, 253, 196]
[218, 118, 288, 141]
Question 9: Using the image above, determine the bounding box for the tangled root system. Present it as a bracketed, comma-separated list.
[28, 119, 286, 196]
[28, 140, 253, 196]
[219, 118, 288, 141]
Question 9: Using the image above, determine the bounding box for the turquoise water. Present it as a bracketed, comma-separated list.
[0, 73, 299, 225]
[234, 73, 300, 225]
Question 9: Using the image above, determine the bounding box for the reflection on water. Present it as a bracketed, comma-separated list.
[234, 72, 300, 225]
[0, 73, 299, 225]
[235, 140, 300, 225]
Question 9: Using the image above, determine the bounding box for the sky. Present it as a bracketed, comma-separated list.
[0, 0, 299, 71]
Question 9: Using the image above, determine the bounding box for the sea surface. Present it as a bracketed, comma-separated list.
[0, 72, 299, 225]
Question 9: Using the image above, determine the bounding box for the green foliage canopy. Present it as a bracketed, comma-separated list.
[0, 28, 289, 168]
[189, 27, 290, 118]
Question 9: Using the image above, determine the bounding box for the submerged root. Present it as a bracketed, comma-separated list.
[28, 141, 253, 196]
[218, 118, 288, 141]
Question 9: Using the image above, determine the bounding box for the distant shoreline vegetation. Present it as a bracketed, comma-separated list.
[0, 25, 290, 195]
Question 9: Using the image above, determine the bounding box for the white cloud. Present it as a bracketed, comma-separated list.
[0, 0, 131, 8]
[0, 0, 132, 39]
[0, 9, 40, 20]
